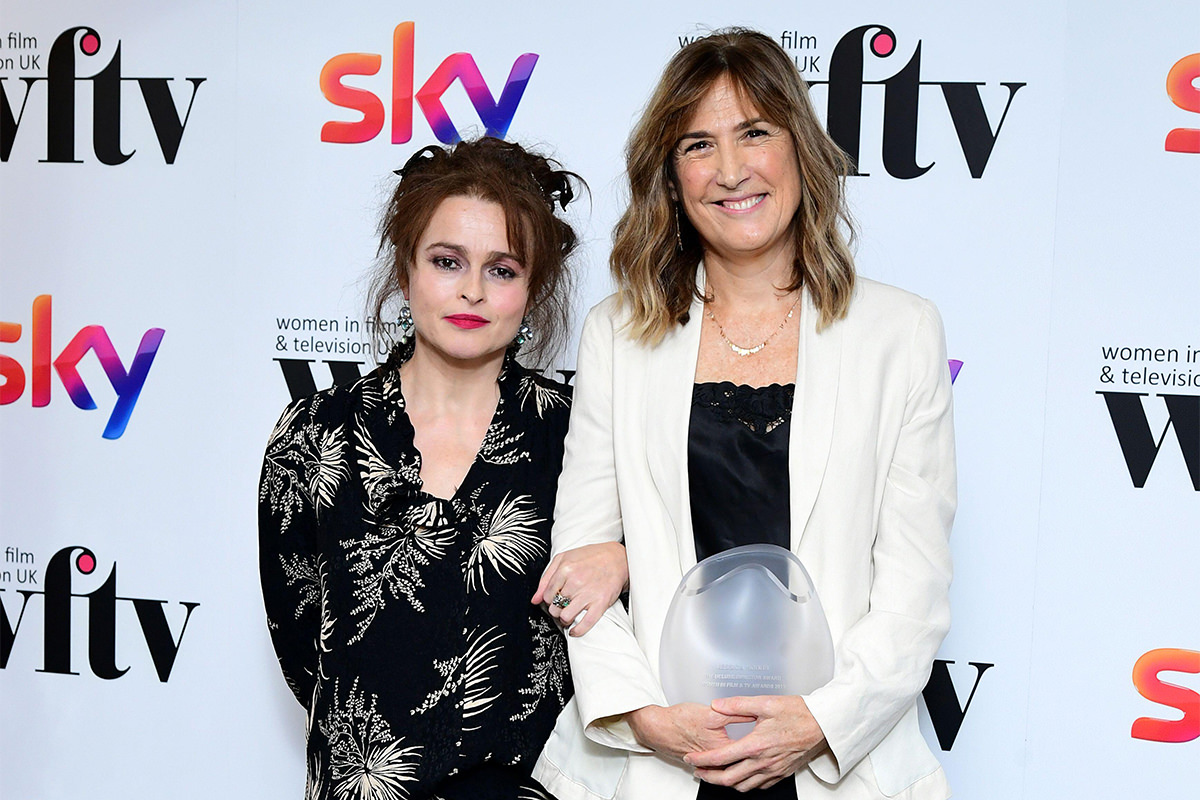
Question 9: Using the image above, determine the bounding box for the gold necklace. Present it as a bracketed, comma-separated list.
[705, 293, 801, 357]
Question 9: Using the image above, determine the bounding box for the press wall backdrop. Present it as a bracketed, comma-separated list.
[1, 1, 1197, 798]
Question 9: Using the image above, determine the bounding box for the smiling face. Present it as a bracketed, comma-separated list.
[671, 75, 803, 268]
[405, 195, 530, 369]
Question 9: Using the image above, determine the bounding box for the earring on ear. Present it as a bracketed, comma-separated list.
[514, 317, 534, 348]
[674, 204, 684, 252]
[398, 301, 415, 342]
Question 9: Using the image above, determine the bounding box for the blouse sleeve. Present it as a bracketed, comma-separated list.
[804, 300, 956, 782]
[257, 398, 323, 710]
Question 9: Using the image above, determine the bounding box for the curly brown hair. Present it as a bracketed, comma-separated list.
[612, 28, 857, 344]
[370, 137, 584, 366]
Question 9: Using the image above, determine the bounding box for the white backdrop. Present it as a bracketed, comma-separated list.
[1, 1, 1197, 798]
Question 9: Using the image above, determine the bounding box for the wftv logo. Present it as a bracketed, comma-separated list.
[1, 295, 165, 439]
[1098, 392, 1199, 490]
[0, 26, 205, 164]
[0, 546, 199, 682]
[1132, 648, 1199, 743]
[320, 22, 537, 145]
[1165, 53, 1200, 154]
[803, 25, 1024, 179]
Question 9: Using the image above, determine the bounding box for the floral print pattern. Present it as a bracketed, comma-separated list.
[260, 352, 572, 799]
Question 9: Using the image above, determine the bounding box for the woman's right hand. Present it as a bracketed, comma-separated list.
[625, 703, 754, 760]
[532, 541, 629, 636]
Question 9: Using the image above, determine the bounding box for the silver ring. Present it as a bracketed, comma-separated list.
[551, 593, 572, 609]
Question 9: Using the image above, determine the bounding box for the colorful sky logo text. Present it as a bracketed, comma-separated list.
[1165, 53, 1200, 153]
[320, 22, 537, 145]
[1132, 648, 1199, 743]
[0, 295, 165, 439]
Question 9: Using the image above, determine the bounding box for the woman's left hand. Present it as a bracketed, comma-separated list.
[685, 695, 829, 791]
[532, 542, 629, 636]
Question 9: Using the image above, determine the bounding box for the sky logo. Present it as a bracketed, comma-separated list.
[0, 295, 165, 439]
[1132, 647, 1199, 743]
[1165, 53, 1200, 153]
[320, 22, 538, 145]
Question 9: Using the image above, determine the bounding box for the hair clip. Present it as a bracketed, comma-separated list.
[393, 145, 441, 179]
[545, 173, 574, 210]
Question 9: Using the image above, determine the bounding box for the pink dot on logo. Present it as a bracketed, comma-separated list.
[77, 553, 96, 574]
[80, 33, 100, 55]
[871, 33, 895, 57]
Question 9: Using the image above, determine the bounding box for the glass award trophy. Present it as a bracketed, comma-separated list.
[659, 544, 835, 738]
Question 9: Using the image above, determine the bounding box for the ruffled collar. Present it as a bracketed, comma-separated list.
[362, 342, 524, 517]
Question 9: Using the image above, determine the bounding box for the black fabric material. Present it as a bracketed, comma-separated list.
[689, 381, 794, 560]
[689, 381, 798, 800]
[259, 348, 571, 799]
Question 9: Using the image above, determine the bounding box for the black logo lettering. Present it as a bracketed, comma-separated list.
[0, 546, 199, 681]
[0, 27, 204, 164]
[275, 358, 576, 402]
[814, 25, 1024, 179]
[1098, 392, 1200, 489]
[922, 659, 993, 750]
[0, 590, 34, 669]
[275, 358, 366, 402]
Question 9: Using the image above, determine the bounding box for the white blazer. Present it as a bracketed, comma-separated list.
[534, 277, 956, 800]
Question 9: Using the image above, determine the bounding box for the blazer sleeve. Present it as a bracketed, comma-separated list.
[804, 300, 957, 782]
[257, 398, 323, 710]
[553, 301, 666, 752]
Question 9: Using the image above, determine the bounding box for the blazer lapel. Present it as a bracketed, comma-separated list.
[790, 289, 842, 550]
[645, 291, 704, 574]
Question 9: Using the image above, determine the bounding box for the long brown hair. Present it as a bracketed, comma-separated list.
[612, 28, 856, 344]
[370, 137, 584, 366]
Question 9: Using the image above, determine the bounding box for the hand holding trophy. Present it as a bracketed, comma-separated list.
[660, 544, 835, 739]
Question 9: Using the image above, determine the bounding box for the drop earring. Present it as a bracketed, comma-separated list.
[514, 317, 534, 348]
[674, 204, 684, 252]
[398, 301, 415, 342]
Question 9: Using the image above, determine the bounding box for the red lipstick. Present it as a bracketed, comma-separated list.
[445, 314, 489, 329]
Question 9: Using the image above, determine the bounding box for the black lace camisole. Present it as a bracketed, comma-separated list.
[688, 381, 798, 800]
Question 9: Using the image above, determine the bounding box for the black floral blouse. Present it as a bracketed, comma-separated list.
[258, 348, 573, 800]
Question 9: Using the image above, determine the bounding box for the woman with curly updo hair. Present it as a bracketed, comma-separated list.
[259, 137, 624, 800]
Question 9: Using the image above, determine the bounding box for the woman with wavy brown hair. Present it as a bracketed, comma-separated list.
[534, 28, 956, 800]
[611, 29, 856, 345]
